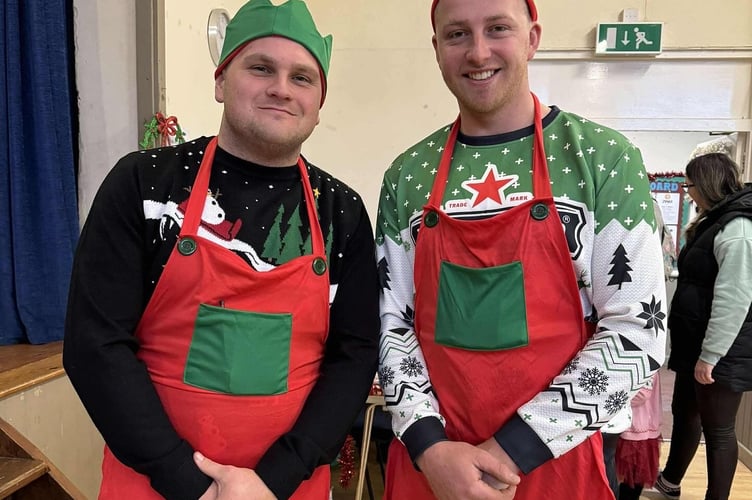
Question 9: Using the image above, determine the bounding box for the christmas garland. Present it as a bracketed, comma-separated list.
[648, 171, 684, 181]
[140, 112, 186, 149]
[337, 435, 357, 488]
[337, 382, 384, 489]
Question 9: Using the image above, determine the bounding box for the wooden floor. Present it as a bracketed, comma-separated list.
[639, 441, 752, 499]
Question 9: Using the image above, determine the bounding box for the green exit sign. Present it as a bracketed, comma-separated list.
[596, 22, 663, 55]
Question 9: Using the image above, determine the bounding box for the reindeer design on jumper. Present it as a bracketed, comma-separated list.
[143, 188, 276, 272]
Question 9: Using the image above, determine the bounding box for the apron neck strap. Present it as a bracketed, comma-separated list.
[531, 93, 552, 198]
[182, 138, 217, 236]
[296, 157, 325, 256]
[428, 120, 461, 208]
[181, 138, 325, 257]
[429, 92, 552, 207]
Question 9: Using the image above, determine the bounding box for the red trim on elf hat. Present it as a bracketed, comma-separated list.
[430, 0, 538, 31]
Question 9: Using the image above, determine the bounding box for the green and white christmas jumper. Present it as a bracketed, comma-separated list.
[376, 107, 667, 459]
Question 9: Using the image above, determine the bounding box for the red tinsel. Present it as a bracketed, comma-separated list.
[335, 381, 383, 489]
[338, 434, 357, 488]
[648, 171, 684, 182]
[617, 437, 660, 487]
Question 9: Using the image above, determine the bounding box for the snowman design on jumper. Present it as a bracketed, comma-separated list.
[144, 189, 276, 272]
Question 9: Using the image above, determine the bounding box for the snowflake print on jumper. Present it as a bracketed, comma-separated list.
[637, 295, 666, 336]
[400, 357, 424, 378]
[562, 356, 581, 375]
[379, 366, 395, 388]
[604, 390, 629, 415]
[578, 367, 609, 396]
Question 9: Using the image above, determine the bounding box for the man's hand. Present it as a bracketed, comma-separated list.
[476, 437, 521, 475]
[194, 452, 277, 500]
[695, 360, 715, 385]
[415, 441, 520, 500]
[198, 481, 218, 500]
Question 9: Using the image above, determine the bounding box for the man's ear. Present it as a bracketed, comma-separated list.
[214, 72, 225, 103]
[527, 22, 542, 60]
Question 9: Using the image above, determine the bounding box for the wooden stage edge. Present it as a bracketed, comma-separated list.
[0, 341, 65, 400]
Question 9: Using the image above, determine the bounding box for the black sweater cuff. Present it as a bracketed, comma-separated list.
[255, 436, 318, 499]
[401, 416, 448, 465]
[142, 440, 212, 500]
[494, 414, 553, 474]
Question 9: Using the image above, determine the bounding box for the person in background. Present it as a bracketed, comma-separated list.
[602, 404, 633, 499]
[618, 372, 662, 500]
[656, 152, 752, 500]
[63, 1, 379, 498]
[374, 0, 667, 498]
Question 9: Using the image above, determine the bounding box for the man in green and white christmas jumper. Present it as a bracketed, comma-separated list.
[375, 0, 667, 498]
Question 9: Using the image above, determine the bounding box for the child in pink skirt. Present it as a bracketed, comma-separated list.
[617, 372, 663, 500]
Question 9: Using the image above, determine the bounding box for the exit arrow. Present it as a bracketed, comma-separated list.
[621, 31, 630, 45]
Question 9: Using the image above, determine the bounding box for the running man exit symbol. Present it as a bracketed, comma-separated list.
[634, 28, 653, 49]
[596, 23, 663, 55]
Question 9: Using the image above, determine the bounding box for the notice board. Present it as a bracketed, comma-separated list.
[649, 173, 693, 260]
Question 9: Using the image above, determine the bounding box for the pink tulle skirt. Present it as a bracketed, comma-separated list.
[616, 437, 660, 487]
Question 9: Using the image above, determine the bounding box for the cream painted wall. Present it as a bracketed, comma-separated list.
[536, 0, 752, 49]
[624, 131, 711, 171]
[164, 0, 752, 218]
[0, 377, 104, 499]
[529, 59, 751, 130]
[73, 0, 140, 223]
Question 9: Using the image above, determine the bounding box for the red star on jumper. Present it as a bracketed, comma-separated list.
[461, 164, 517, 207]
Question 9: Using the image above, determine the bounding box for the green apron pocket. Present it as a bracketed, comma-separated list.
[184, 304, 291, 395]
[435, 260, 528, 350]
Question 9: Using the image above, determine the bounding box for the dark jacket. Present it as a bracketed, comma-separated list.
[668, 186, 752, 391]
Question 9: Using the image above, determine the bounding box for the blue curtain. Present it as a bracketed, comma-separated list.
[0, 0, 78, 344]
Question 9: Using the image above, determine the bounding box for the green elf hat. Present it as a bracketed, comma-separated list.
[214, 0, 333, 105]
[430, 0, 538, 31]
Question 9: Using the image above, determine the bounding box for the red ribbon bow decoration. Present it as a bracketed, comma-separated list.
[155, 112, 179, 147]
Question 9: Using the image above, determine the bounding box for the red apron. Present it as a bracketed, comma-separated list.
[99, 138, 331, 499]
[384, 95, 613, 499]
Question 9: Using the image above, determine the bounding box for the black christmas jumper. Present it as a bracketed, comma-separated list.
[64, 136, 380, 500]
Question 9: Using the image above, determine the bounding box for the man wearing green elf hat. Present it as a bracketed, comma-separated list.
[63, 1, 379, 499]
